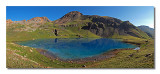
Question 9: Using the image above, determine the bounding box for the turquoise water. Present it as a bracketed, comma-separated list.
[17, 38, 136, 60]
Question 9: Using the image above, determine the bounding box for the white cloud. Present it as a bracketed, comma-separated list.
[147, 24, 154, 28]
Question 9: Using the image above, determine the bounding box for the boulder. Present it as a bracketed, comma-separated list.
[82, 65, 86, 67]
[145, 53, 152, 57]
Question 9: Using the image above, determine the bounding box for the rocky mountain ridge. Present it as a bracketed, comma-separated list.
[7, 17, 51, 25]
[53, 11, 149, 38]
[7, 11, 151, 39]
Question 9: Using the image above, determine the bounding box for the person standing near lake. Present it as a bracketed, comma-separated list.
[54, 29, 58, 36]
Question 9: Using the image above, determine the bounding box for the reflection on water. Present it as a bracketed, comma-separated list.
[17, 38, 136, 60]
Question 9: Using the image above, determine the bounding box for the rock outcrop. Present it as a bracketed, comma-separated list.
[80, 15, 148, 38]
[6, 19, 13, 24]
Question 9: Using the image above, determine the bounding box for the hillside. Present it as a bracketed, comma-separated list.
[6, 11, 152, 41]
[54, 11, 150, 39]
[7, 17, 51, 25]
[138, 25, 154, 38]
[7, 11, 152, 41]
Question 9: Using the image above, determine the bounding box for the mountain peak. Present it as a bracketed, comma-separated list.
[28, 17, 51, 22]
[66, 11, 83, 15]
[62, 11, 83, 19]
[6, 19, 13, 24]
[54, 11, 83, 24]
[138, 25, 150, 28]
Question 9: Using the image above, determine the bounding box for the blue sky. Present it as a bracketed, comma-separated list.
[6, 6, 154, 28]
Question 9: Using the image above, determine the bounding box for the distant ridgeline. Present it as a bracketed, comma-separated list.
[7, 11, 153, 39]
[138, 25, 154, 38]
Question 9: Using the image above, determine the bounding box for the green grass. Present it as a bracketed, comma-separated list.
[131, 28, 151, 39]
[7, 49, 42, 68]
[6, 22, 154, 68]
[7, 42, 91, 68]
[7, 21, 100, 42]
[87, 40, 154, 68]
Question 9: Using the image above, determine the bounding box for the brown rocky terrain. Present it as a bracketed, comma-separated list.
[27, 17, 51, 24]
[7, 17, 52, 32]
[6, 19, 13, 24]
[7, 17, 51, 25]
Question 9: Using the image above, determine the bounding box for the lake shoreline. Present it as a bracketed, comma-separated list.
[16, 38, 138, 63]
[36, 48, 135, 63]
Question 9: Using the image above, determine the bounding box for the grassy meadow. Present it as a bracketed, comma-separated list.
[6, 22, 154, 68]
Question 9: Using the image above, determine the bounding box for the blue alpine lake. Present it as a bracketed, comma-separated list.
[17, 38, 137, 60]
